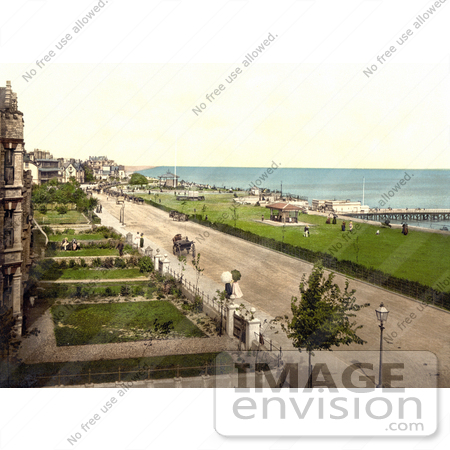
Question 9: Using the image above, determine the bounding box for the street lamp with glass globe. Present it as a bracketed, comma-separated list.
[375, 302, 389, 388]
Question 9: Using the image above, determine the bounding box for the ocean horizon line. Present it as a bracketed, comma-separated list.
[136, 166, 449, 171]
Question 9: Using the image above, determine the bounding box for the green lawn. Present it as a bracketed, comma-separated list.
[48, 248, 119, 257]
[57, 268, 143, 280]
[51, 301, 205, 346]
[48, 234, 106, 241]
[4, 352, 234, 387]
[35, 210, 88, 224]
[143, 192, 450, 291]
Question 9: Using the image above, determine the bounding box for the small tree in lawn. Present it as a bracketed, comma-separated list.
[282, 262, 369, 388]
[231, 205, 239, 227]
[191, 253, 204, 294]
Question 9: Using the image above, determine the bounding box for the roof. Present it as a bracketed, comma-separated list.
[158, 172, 179, 179]
[266, 202, 301, 211]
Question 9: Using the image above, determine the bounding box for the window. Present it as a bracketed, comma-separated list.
[2, 274, 14, 308]
[4, 149, 14, 185]
[3, 210, 14, 249]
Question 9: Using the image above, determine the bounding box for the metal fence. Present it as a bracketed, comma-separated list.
[3, 362, 235, 388]
[166, 266, 222, 315]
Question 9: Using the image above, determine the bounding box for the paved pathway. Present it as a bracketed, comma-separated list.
[93, 194, 450, 387]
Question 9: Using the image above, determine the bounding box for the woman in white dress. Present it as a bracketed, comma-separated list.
[232, 281, 243, 298]
[231, 269, 243, 298]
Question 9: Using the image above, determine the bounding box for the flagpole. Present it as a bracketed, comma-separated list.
[362, 176, 365, 206]
[175, 129, 177, 188]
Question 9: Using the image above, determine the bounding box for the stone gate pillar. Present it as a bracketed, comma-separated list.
[226, 303, 238, 337]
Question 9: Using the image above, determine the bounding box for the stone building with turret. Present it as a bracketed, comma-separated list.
[0, 81, 34, 336]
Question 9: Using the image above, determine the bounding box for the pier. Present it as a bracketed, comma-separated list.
[342, 208, 450, 222]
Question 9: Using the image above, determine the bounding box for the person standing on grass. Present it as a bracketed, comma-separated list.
[341, 221, 346, 232]
[116, 240, 124, 257]
[349, 221, 353, 232]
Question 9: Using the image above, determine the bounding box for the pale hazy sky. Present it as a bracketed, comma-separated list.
[2, 62, 448, 169]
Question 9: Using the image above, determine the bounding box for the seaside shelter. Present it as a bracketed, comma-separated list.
[158, 171, 179, 188]
[266, 202, 301, 223]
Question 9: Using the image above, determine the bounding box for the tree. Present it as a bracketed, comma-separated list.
[231, 204, 239, 227]
[191, 253, 204, 294]
[129, 173, 149, 186]
[83, 165, 96, 183]
[282, 262, 369, 388]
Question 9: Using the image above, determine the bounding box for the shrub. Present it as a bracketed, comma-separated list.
[104, 287, 113, 297]
[62, 228, 75, 235]
[38, 204, 47, 214]
[92, 258, 102, 268]
[132, 285, 145, 296]
[58, 260, 68, 270]
[138, 256, 154, 273]
[127, 256, 139, 267]
[42, 225, 53, 235]
[114, 257, 126, 269]
[68, 259, 78, 269]
[154, 271, 164, 283]
[79, 259, 87, 268]
[56, 204, 68, 215]
[101, 257, 114, 269]
[192, 295, 203, 313]
[120, 285, 130, 296]
[170, 286, 182, 298]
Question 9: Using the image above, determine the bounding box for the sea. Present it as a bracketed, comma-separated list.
[139, 167, 450, 229]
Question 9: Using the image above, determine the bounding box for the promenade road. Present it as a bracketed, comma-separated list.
[98, 194, 450, 387]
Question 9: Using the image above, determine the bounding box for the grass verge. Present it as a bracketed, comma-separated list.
[51, 301, 205, 346]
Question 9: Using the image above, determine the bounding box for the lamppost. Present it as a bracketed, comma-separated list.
[375, 302, 389, 388]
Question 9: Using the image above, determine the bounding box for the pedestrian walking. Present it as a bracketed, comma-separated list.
[341, 221, 346, 232]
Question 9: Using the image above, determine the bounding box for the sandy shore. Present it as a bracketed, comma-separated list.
[125, 165, 155, 173]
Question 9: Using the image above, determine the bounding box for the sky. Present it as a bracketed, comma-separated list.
[2, 62, 448, 169]
[1, 0, 449, 169]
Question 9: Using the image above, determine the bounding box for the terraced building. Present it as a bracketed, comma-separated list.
[0, 81, 34, 335]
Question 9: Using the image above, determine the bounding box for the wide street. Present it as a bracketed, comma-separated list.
[98, 193, 450, 387]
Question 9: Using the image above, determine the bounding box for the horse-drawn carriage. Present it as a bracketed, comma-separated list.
[169, 210, 189, 221]
[172, 234, 196, 257]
